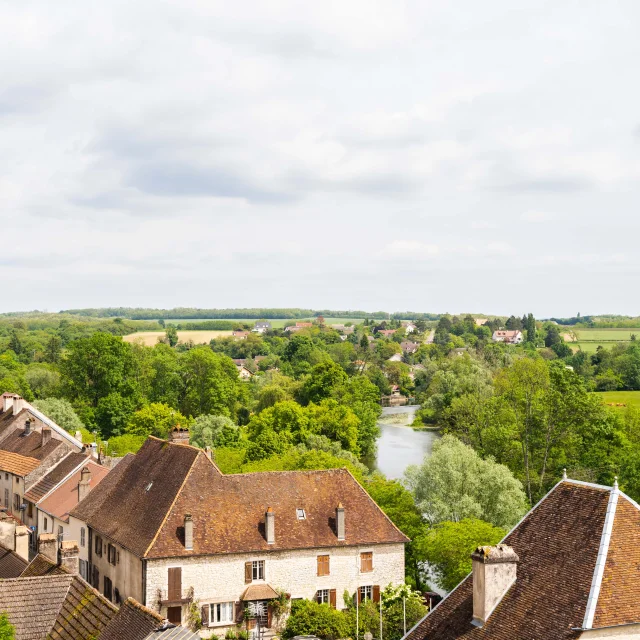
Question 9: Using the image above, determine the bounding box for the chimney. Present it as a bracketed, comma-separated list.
[471, 544, 519, 627]
[75, 431, 83, 442]
[14, 525, 29, 561]
[78, 466, 92, 503]
[184, 514, 193, 550]
[336, 503, 345, 541]
[169, 425, 190, 444]
[265, 507, 275, 545]
[205, 446, 212, 460]
[59, 540, 79, 574]
[38, 533, 58, 563]
[41, 427, 51, 447]
[24, 418, 32, 436]
[2, 394, 14, 413]
[12, 396, 24, 416]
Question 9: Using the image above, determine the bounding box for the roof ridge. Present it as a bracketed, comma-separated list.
[29, 454, 92, 505]
[143, 450, 202, 558]
[583, 482, 619, 629]
[226, 467, 350, 477]
[147, 434, 203, 453]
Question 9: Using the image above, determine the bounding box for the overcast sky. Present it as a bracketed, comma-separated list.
[2, 1, 639, 317]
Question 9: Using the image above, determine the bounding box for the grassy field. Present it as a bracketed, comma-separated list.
[564, 328, 640, 353]
[123, 330, 232, 346]
[163, 317, 365, 328]
[598, 390, 640, 410]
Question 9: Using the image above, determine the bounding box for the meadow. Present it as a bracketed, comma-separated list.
[163, 317, 364, 328]
[564, 327, 639, 353]
[123, 330, 232, 346]
[598, 390, 640, 410]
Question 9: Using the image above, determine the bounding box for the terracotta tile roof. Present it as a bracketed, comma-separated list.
[100, 597, 164, 640]
[38, 460, 110, 523]
[406, 480, 640, 640]
[69, 438, 206, 556]
[0, 428, 63, 461]
[148, 456, 408, 559]
[20, 553, 67, 577]
[23, 452, 90, 503]
[0, 574, 117, 640]
[0, 543, 28, 578]
[0, 450, 40, 476]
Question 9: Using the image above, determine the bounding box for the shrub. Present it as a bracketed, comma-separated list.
[282, 600, 349, 640]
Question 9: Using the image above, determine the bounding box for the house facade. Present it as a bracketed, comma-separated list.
[491, 330, 523, 344]
[70, 438, 407, 636]
[252, 321, 272, 334]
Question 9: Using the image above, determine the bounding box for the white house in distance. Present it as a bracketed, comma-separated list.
[252, 321, 272, 334]
[401, 321, 417, 333]
[70, 436, 407, 636]
[492, 330, 524, 344]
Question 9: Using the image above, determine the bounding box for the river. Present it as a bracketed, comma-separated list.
[371, 406, 440, 479]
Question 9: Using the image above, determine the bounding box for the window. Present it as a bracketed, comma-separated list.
[252, 560, 265, 580]
[168, 567, 182, 601]
[92, 566, 100, 589]
[209, 602, 235, 625]
[114, 588, 121, 605]
[296, 508, 306, 520]
[108, 544, 116, 566]
[27, 501, 33, 518]
[44, 517, 48, 531]
[317, 555, 330, 576]
[95, 536, 102, 557]
[359, 585, 373, 602]
[58, 525, 64, 539]
[104, 576, 113, 601]
[360, 552, 373, 573]
[316, 589, 330, 604]
[14, 494, 20, 511]
[4, 473, 7, 481]
[4, 489, 8, 508]
[80, 528, 85, 547]
[79, 559, 88, 581]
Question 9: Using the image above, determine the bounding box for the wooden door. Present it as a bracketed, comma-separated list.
[167, 606, 181, 624]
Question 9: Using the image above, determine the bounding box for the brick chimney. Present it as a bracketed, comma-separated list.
[471, 544, 519, 627]
[59, 540, 79, 574]
[78, 467, 92, 503]
[184, 514, 193, 550]
[12, 396, 24, 415]
[14, 525, 29, 561]
[265, 507, 275, 545]
[2, 393, 14, 413]
[336, 503, 345, 541]
[41, 427, 51, 447]
[38, 533, 58, 564]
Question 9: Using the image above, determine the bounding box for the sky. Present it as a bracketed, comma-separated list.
[1, 0, 639, 317]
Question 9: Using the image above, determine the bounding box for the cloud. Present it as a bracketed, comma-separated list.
[521, 211, 552, 223]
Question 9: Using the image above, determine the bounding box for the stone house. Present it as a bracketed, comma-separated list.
[404, 476, 640, 640]
[491, 330, 523, 344]
[71, 437, 407, 636]
[400, 341, 419, 354]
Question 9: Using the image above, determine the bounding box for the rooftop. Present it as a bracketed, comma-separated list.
[23, 452, 90, 503]
[0, 449, 40, 476]
[0, 543, 28, 579]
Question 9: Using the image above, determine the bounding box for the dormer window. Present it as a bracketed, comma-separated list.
[296, 508, 306, 520]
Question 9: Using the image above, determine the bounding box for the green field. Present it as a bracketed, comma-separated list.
[598, 391, 640, 410]
[164, 317, 364, 328]
[565, 328, 639, 353]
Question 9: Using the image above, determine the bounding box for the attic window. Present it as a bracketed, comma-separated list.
[145, 482, 153, 492]
[296, 508, 306, 520]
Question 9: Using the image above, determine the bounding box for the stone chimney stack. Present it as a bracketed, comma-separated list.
[38, 533, 58, 564]
[75, 431, 83, 442]
[78, 467, 92, 503]
[59, 540, 79, 574]
[41, 427, 52, 447]
[205, 446, 212, 460]
[336, 503, 345, 541]
[14, 525, 29, 561]
[471, 544, 519, 627]
[24, 418, 32, 436]
[2, 393, 14, 413]
[169, 426, 190, 444]
[265, 507, 275, 545]
[184, 514, 193, 550]
[12, 396, 24, 415]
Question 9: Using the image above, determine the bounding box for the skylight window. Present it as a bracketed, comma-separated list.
[145, 482, 153, 492]
[296, 508, 306, 520]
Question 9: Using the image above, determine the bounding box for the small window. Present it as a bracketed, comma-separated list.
[316, 589, 330, 604]
[27, 502, 33, 518]
[296, 508, 306, 520]
[359, 585, 373, 602]
[252, 560, 265, 581]
[58, 525, 64, 538]
[95, 536, 102, 557]
[80, 528, 86, 547]
[15, 477, 19, 484]
[360, 552, 373, 573]
[114, 588, 121, 605]
[104, 576, 113, 601]
[210, 601, 234, 625]
[108, 544, 117, 566]
[44, 517, 48, 530]
[317, 555, 330, 577]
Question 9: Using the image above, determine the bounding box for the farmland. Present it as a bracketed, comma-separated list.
[163, 317, 364, 328]
[564, 327, 640, 353]
[123, 330, 232, 346]
[598, 390, 640, 410]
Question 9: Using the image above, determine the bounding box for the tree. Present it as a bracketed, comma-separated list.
[525, 313, 536, 343]
[32, 398, 85, 434]
[25, 366, 60, 399]
[148, 344, 182, 407]
[283, 600, 349, 640]
[0, 613, 15, 640]
[189, 414, 240, 449]
[105, 434, 146, 456]
[8, 331, 22, 355]
[423, 518, 505, 591]
[307, 399, 361, 454]
[125, 403, 188, 439]
[544, 324, 562, 348]
[165, 325, 179, 347]
[299, 361, 348, 405]
[44, 335, 62, 364]
[405, 435, 528, 528]
[179, 347, 241, 418]
[95, 393, 136, 438]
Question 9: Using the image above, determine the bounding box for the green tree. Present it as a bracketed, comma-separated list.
[32, 398, 85, 434]
[299, 361, 348, 405]
[405, 435, 528, 528]
[44, 335, 62, 364]
[125, 403, 188, 439]
[8, 331, 23, 355]
[307, 399, 361, 454]
[0, 612, 15, 640]
[95, 392, 137, 438]
[148, 344, 182, 407]
[423, 518, 505, 591]
[105, 434, 146, 456]
[283, 600, 349, 640]
[25, 365, 60, 399]
[189, 414, 240, 449]
[525, 313, 536, 343]
[165, 325, 179, 347]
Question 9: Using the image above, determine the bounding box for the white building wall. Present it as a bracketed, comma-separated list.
[146, 543, 405, 634]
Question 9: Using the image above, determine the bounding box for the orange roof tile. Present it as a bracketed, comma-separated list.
[0, 450, 40, 476]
